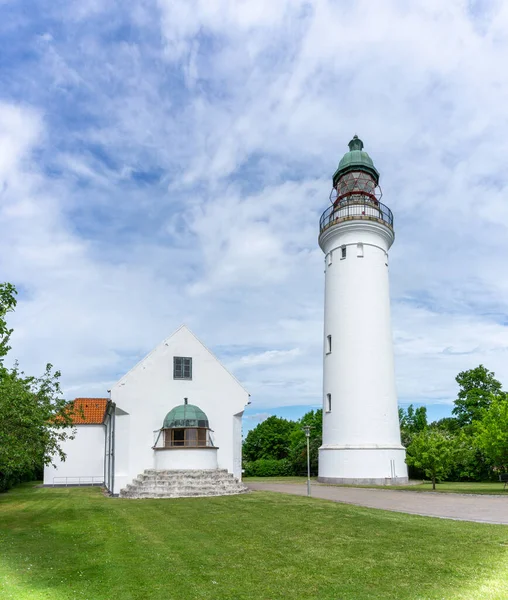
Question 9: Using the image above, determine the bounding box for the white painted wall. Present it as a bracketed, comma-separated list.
[232, 413, 243, 478]
[318, 219, 408, 483]
[154, 448, 218, 470]
[112, 412, 130, 495]
[43, 425, 105, 485]
[110, 326, 248, 494]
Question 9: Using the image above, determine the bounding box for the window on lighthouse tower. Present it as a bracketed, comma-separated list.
[341, 246, 347, 259]
[326, 393, 332, 412]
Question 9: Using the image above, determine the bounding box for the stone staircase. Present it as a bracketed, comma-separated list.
[119, 469, 249, 499]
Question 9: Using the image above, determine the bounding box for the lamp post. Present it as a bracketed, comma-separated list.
[302, 425, 312, 497]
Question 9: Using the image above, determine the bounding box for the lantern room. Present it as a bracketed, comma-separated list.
[319, 135, 393, 234]
[332, 135, 381, 201]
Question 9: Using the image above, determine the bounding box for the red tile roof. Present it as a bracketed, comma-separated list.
[68, 398, 109, 424]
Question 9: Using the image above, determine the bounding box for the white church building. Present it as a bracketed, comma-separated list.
[44, 326, 249, 497]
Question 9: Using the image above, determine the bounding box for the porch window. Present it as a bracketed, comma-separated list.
[164, 428, 209, 447]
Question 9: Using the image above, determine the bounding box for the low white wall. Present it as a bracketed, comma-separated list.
[43, 425, 105, 485]
[154, 448, 218, 470]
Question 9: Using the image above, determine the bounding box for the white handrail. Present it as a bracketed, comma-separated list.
[52, 476, 104, 487]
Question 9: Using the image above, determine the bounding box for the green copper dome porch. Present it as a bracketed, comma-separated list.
[163, 401, 210, 429]
[332, 135, 380, 187]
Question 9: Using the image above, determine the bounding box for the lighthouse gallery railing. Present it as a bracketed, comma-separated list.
[319, 198, 393, 234]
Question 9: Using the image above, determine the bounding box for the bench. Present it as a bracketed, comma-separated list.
[500, 474, 508, 490]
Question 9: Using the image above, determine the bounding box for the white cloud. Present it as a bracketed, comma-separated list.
[244, 412, 271, 423]
[1, 0, 508, 413]
[0, 104, 42, 177]
[232, 348, 302, 368]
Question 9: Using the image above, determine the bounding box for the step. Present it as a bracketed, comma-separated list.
[138, 473, 236, 481]
[121, 489, 245, 498]
[120, 489, 248, 499]
[135, 478, 239, 486]
[157, 478, 231, 483]
[143, 469, 229, 476]
[119, 469, 248, 499]
[129, 476, 244, 486]
[130, 477, 244, 486]
[125, 485, 245, 493]
[126, 482, 247, 491]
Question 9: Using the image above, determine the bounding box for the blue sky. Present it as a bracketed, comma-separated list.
[1, 0, 508, 434]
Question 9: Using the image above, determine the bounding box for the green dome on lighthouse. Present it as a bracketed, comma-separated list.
[332, 135, 380, 187]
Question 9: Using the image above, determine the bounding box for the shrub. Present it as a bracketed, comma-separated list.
[0, 465, 42, 493]
[243, 458, 293, 477]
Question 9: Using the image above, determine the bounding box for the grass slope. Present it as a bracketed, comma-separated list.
[0, 484, 507, 600]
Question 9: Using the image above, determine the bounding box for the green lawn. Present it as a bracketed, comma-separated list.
[0, 484, 507, 599]
[245, 477, 508, 494]
[245, 476, 319, 484]
[378, 481, 507, 495]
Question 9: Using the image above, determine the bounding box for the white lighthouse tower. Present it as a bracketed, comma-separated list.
[318, 135, 408, 484]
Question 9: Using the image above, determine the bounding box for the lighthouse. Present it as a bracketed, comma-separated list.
[318, 136, 408, 484]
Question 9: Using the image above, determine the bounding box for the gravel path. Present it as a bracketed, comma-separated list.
[246, 482, 508, 524]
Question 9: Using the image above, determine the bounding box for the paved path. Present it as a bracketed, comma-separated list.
[246, 483, 508, 525]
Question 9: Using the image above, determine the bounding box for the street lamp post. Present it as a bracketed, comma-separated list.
[302, 425, 312, 497]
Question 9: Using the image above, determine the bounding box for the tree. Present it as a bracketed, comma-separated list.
[406, 430, 456, 489]
[243, 416, 297, 462]
[474, 393, 508, 471]
[452, 365, 502, 427]
[0, 363, 75, 488]
[449, 429, 492, 482]
[399, 404, 427, 447]
[0, 283, 75, 491]
[288, 409, 322, 476]
[430, 417, 460, 435]
[0, 283, 17, 360]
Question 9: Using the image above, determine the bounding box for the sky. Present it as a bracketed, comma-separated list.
[1, 0, 508, 433]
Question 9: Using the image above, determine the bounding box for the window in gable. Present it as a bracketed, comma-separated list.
[173, 356, 192, 380]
